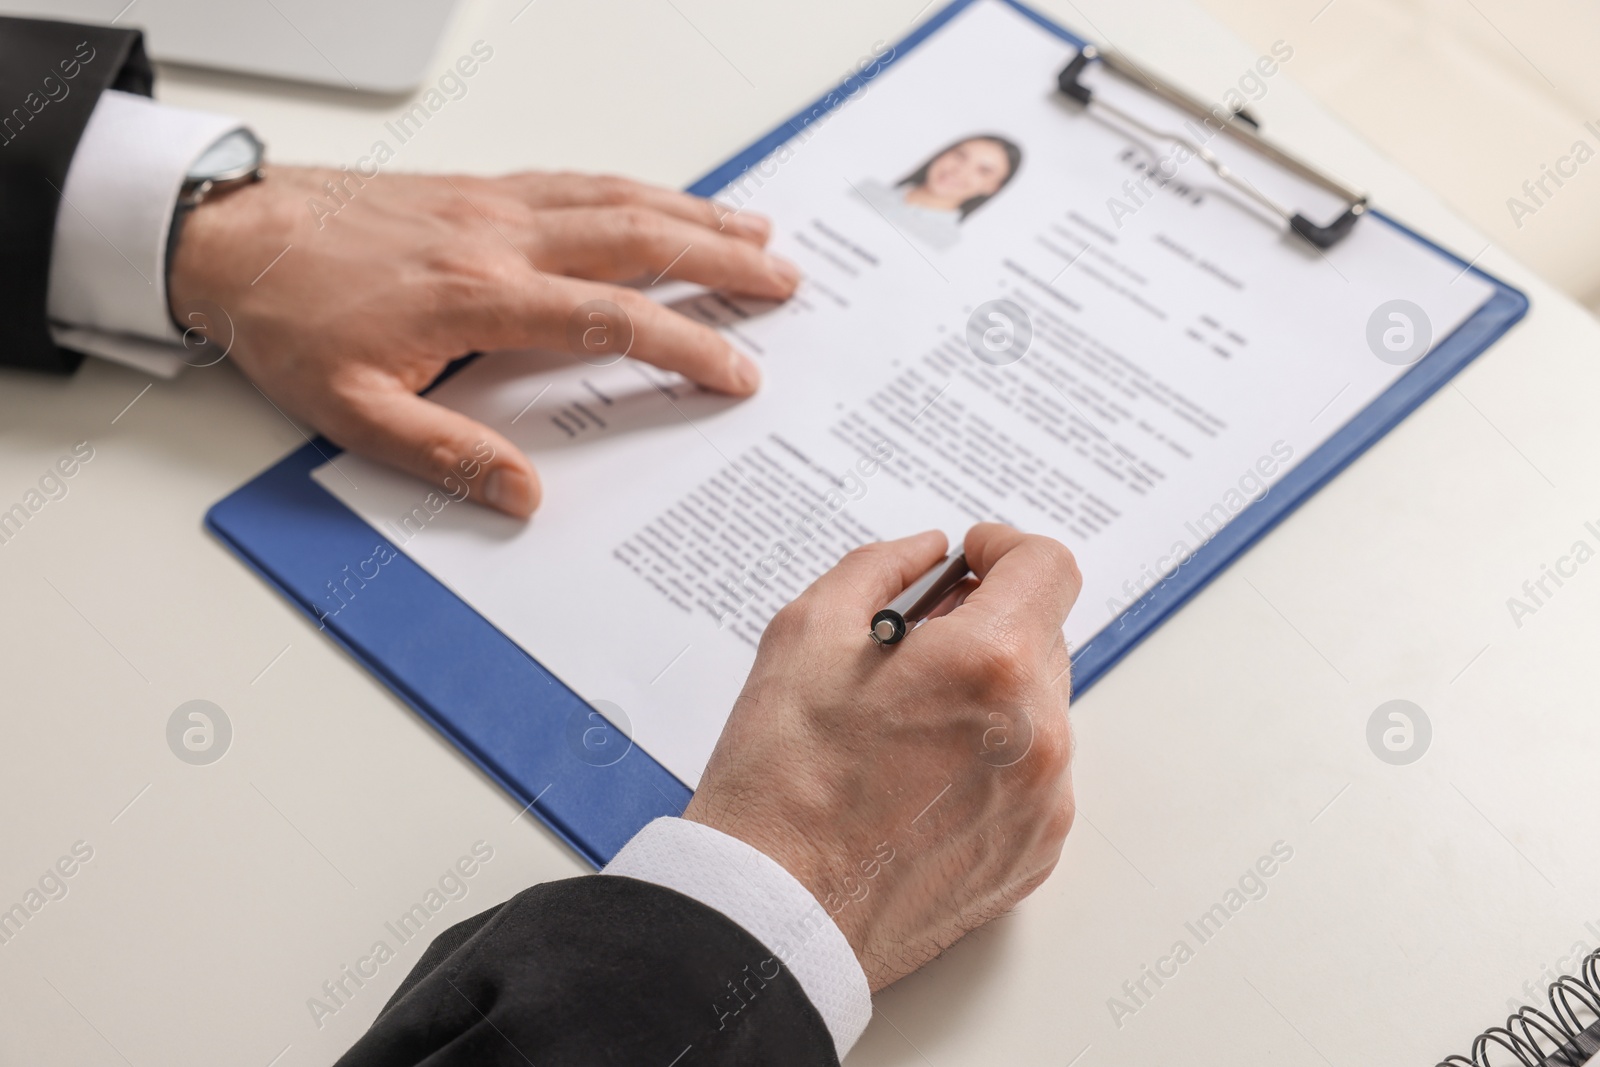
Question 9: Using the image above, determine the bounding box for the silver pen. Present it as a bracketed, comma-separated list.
[870, 550, 971, 645]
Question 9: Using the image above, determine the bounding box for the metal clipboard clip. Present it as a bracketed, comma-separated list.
[1058, 45, 1368, 249]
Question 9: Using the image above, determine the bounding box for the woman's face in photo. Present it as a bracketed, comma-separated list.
[922, 139, 1011, 205]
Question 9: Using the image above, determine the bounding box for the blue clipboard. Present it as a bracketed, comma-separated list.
[207, 0, 1529, 869]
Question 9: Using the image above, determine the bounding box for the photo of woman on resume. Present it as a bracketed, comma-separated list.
[856, 133, 1023, 249]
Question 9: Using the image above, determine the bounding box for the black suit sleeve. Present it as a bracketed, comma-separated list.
[336, 876, 841, 1067]
[0, 17, 153, 375]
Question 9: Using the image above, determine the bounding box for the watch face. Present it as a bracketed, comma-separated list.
[187, 129, 265, 182]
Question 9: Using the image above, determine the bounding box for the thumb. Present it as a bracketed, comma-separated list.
[798, 530, 949, 618]
[328, 384, 542, 517]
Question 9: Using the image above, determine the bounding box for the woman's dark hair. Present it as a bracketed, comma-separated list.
[897, 134, 1023, 221]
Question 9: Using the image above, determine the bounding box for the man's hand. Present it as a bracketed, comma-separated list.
[685, 523, 1081, 992]
[168, 167, 797, 517]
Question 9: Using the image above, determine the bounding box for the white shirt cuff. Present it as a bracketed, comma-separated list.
[602, 817, 872, 1058]
[47, 89, 244, 373]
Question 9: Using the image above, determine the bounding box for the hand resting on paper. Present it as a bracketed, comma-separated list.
[685, 522, 1083, 992]
[167, 167, 798, 518]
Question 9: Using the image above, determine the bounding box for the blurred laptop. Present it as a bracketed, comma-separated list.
[0, 0, 462, 93]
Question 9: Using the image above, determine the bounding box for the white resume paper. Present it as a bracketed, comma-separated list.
[315, 0, 1497, 786]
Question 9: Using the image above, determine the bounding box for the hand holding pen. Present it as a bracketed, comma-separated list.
[685, 523, 1082, 993]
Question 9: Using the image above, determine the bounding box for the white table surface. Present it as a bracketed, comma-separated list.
[3, 1, 1598, 1064]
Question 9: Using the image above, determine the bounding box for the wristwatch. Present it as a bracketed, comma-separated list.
[179, 127, 266, 208]
[166, 127, 266, 284]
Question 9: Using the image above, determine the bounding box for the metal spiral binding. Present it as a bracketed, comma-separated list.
[1438, 947, 1600, 1066]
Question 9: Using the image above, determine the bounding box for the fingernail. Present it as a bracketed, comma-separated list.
[729, 349, 761, 393]
[483, 468, 534, 516]
[767, 254, 802, 290]
[727, 212, 773, 242]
